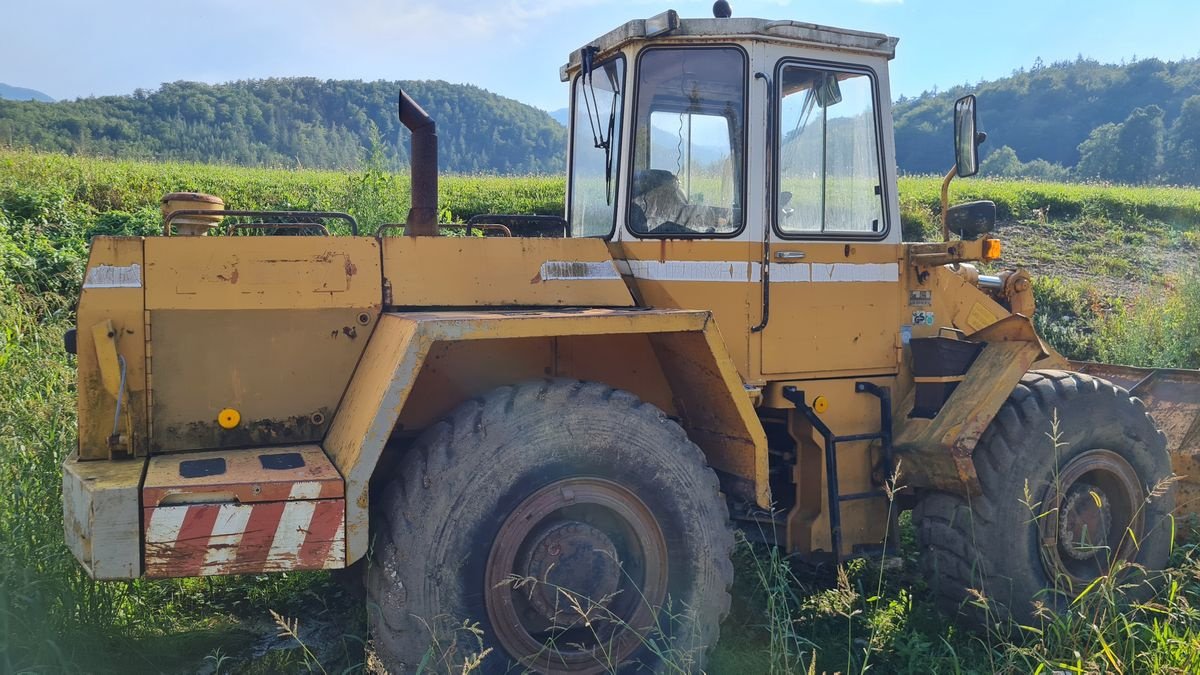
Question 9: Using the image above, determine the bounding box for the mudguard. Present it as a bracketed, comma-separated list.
[322, 308, 769, 563]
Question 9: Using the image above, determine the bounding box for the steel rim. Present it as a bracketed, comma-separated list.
[484, 477, 669, 674]
[1039, 448, 1145, 587]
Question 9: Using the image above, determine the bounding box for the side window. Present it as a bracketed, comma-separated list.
[629, 47, 746, 237]
[568, 56, 626, 238]
[777, 65, 885, 236]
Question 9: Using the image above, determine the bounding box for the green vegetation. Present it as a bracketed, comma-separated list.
[2, 150, 1199, 672]
[7, 54, 1200, 186]
[895, 56, 1200, 184]
[0, 79, 566, 173]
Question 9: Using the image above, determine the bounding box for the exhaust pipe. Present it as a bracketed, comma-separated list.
[399, 90, 438, 236]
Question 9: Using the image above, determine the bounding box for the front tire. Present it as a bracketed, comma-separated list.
[914, 370, 1174, 627]
[367, 380, 734, 673]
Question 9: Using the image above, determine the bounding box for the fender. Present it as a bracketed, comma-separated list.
[322, 307, 770, 563]
[892, 314, 1049, 495]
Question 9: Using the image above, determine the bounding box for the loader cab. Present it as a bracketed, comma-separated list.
[562, 10, 904, 380]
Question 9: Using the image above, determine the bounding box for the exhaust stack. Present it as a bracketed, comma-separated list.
[399, 90, 439, 236]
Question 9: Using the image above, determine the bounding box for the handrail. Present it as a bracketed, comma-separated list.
[162, 209, 358, 236]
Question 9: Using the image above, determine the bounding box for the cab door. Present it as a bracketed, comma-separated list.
[758, 60, 902, 377]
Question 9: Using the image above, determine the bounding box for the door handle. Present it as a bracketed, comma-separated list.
[775, 251, 806, 261]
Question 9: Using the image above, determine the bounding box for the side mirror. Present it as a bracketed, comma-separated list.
[954, 94, 984, 178]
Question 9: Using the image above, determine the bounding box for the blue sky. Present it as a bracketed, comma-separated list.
[5, 0, 1200, 110]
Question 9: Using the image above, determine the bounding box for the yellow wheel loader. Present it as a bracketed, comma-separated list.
[62, 6, 1200, 672]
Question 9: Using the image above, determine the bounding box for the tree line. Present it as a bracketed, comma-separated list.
[0, 79, 567, 174]
[894, 55, 1200, 185]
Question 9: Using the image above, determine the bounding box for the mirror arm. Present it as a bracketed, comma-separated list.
[939, 164, 957, 242]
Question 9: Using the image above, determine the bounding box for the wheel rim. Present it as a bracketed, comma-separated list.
[484, 477, 669, 674]
[1038, 449, 1145, 587]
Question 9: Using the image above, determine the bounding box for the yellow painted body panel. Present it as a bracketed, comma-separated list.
[382, 237, 634, 307]
[76, 238, 147, 459]
[612, 240, 755, 375]
[324, 308, 768, 563]
[135, 237, 382, 453]
[144, 237, 381, 310]
[768, 376, 895, 557]
[759, 243, 903, 377]
[893, 316, 1048, 493]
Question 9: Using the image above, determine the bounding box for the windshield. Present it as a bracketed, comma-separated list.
[568, 55, 626, 238]
[628, 47, 746, 237]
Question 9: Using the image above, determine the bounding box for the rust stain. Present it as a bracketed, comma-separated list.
[342, 326, 358, 339]
[344, 258, 357, 277]
[215, 268, 239, 284]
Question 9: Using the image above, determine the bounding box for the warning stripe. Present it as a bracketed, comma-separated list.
[144, 491, 346, 577]
[230, 501, 287, 572]
[171, 505, 221, 577]
[297, 500, 345, 568]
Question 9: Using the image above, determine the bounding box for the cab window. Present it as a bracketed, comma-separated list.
[777, 64, 885, 237]
[568, 55, 626, 238]
[628, 47, 746, 237]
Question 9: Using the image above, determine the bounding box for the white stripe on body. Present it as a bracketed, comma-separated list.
[267, 501, 317, 567]
[202, 504, 252, 572]
[614, 260, 899, 284]
[146, 505, 188, 545]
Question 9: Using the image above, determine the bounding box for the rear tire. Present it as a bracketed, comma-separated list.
[914, 370, 1174, 627]
[367, 379, 734, 673]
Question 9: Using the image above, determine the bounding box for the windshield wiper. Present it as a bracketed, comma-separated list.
[581, 47, 619, 204]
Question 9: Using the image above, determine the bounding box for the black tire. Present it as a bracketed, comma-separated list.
[367, 379, 735, 673]
[914, 370, 1175, 627]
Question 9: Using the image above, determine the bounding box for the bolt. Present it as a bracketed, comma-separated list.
[548, 543, 561, 556]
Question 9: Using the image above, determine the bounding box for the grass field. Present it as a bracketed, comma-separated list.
[2, 149, 1199, 673]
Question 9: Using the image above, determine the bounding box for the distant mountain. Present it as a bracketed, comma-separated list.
[549, 108, 569, 126]
[0, 83, 53, 103]
[894, 56, 1200, 184]
[0, 79, 565, 174]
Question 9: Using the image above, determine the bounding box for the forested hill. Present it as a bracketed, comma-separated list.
[895, 56, 1200, 185]
[0, 79, 566, 174]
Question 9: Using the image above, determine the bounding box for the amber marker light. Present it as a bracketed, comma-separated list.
[218, 408, 241, 429]
[812, 395, 829, 414]
[983, 238, 1003, 261]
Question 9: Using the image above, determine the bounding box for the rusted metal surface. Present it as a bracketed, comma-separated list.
[142, 445, 342, 506]
[894, 316, 1046, 494]
[162, 209, 357, 236]
[1070, 361, 1200, 524]
[1036, 448, 1144, 587]
[380, 237, 634, 308]
[142, 445, 346, 577]
[76, 237, 148, 460]
[142, 236, 380, 453]
[399, 89, 438, 236]
[324, 307, 767, 564]
[484, 477, 666, 673]
[144, 499, 345, 578]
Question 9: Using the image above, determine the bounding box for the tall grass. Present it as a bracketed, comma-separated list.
[2, 150, 1200, 671]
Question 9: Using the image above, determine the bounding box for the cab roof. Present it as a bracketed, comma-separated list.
[560, 13, 899, 81]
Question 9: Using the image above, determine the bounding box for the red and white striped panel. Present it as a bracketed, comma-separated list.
[141, 445, 347, 578]
[144, 487, 345, 577]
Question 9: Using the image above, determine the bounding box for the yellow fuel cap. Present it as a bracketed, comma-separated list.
[218, 408, 241, 429]
[812, 396, 829, 414]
